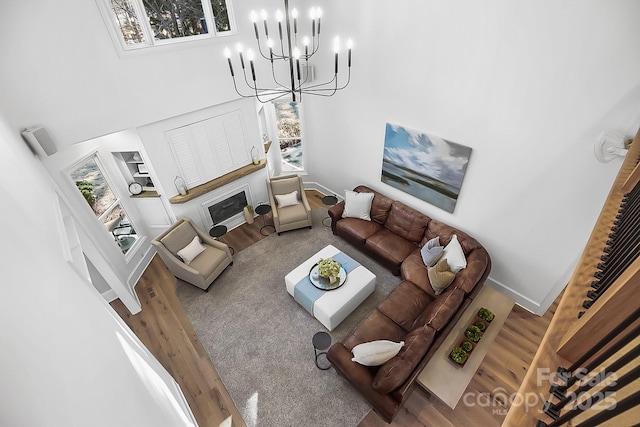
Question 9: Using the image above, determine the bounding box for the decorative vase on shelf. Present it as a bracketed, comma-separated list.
[251, 146, 260, 165]
[174, 176, 187, 196]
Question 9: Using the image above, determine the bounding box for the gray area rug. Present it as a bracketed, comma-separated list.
[176, 209, 401, 427]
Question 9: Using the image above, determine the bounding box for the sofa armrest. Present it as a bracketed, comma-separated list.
[328, 201, 345, 234]
[327, 343, 400, 422]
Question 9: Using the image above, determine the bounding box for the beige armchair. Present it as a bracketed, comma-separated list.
[152, 217, 233, 291]
[266, 174, 313, 235]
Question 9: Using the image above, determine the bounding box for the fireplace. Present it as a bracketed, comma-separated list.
[200, 184, 253, 230]
[208, 191, 247, 224]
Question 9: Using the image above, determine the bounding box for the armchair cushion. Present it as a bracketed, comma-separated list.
[275, 190, 299, 207]
[177, 236, 206, 265]
[160, 220, 198, 257]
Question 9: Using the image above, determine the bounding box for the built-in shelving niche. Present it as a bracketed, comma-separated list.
[113, 151, 159, 198]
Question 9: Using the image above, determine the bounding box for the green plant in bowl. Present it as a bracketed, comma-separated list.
[450, 347, 468, 365]
[317, 258, 340, 278]
[475, 321, 486, 331]
[477, 307, 495, 322]
[461, 341, 473, 353]
[465, 325, 483, 342]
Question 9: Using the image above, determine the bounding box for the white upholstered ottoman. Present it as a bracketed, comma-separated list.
[285, 245, 376, 331]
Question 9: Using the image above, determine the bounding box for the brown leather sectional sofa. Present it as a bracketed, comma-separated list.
[326, 185, 491, 423]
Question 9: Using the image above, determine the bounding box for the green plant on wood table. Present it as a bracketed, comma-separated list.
[477, 307, 495, 322]
[450, 347, 468, 364]
[475, 321, 486, 331]
[465, 325, 483, 342]
[461, 341, 473, 353]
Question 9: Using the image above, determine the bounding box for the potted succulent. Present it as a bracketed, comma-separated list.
[465, 325, 483, 343]
[318, 258, 341, 284]
[461, 341, 473, 353]
[475, 321, 486, 332]
[450, 347, 468, 365]
[477, 307, 495, 322]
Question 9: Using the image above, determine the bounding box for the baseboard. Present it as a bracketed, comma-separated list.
[485, 276, 543, 315]
[101, 289, 118, 302]
[303, 181, 343, 202]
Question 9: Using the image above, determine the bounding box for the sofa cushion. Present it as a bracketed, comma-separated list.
[401, 250, 438, 298]
[365, 229, 417, 269]
[377, 280, 434, 331]
[336, 217, 384, 244]
[161, 221, 198, 256]
[372, 324, 436, 393]
[384, 202, 431, 244]
[441, 234, 467, 273]
[420, 236, 443, 267]
[412, 287, 465, 331]
[343, 310, 408, 352]
[343, 190, 374, 220]
[428, 258, 455, 295]
[351, 340, 405, 366]
[452, 249, 490, 294]
[354, 186, 394, 224]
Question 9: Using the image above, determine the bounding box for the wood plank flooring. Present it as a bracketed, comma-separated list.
[112, 190, 558, 427]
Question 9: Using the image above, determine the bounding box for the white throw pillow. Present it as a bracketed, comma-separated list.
[351, 340, 405, 366]
[421, 236, 444, 267]
[343, 190, 374, 221]
[275, 190, 299, 207]
[441, 234, 467, 273]
[177, 236, 206, 265]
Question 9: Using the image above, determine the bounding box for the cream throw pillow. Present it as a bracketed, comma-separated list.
[275, 190, 299, 207]
[351, 340, 405, 366]
[343, 190, 374, 221]
[441, 234, 467, 273]
[428, 258, 456, 295]
[177, 236, 206, 265]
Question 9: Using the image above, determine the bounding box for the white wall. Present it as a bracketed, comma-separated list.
[302, 0, 640, 313]
[137, 98, 269, 233]
[0, 116, 196, 426]
[1, 0, 639, 314]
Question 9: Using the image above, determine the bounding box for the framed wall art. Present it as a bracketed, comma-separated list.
[381, 123, 472, 213]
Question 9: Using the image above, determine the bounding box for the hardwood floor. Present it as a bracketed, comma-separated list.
[112, 190, 558, 427]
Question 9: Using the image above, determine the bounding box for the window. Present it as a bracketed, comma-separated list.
[273, 100, 304, 172]
[102, 0, 235, 50]
[69, 155, 139, 255]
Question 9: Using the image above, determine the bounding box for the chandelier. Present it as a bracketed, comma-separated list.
[223, 0, 353, 103]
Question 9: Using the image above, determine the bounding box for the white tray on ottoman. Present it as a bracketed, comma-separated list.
[285, 245, 376, 331]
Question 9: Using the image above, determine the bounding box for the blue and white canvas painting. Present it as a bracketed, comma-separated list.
[381, 123, 472, 213]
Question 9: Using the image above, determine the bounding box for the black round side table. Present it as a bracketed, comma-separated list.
[209, 224, 235, 255]
[321, 195, 338, 227]
[255, 204, 275, 236]
[312, 331, 332, 370]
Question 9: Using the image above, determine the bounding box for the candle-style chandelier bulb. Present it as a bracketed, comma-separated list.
[224, 0, 353, 103]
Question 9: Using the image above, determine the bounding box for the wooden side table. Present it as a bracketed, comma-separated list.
[416, 286, 514, 409]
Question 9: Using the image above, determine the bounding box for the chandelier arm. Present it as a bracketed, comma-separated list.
[270, 61, 293, 91]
